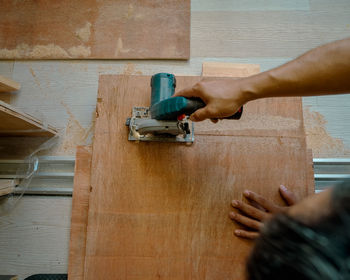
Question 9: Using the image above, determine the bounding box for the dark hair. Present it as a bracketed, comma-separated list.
[247, 180, 350, 280]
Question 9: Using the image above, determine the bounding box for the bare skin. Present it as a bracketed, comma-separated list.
[229, 185, 298, 239]
[173, 38, 350, 239]
[174, 38, 350, 122]
[230, 186, 333, 239]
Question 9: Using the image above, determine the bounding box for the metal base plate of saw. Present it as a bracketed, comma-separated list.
[126, 73, 242, 143]
[126, 107, 194, 143]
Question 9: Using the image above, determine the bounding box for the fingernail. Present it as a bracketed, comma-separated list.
[229, 212, 236, 218]
[232, 200, 239, 207]
[235, 230, 241, 235]
[243, 190, 250, 197]
[280, 185, 287, 191]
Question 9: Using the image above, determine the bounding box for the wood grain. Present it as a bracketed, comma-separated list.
[68, 146, 92, 280]
[0, 0, 190, 60]
[0, 101, 57, 137]
[83, 75, 310, 279]
[0, 197, 71, 280]
[202, 62, 260, 77]
[0, 75, 20, 92]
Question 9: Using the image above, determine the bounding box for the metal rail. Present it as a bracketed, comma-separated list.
[0, 157, 349, 196]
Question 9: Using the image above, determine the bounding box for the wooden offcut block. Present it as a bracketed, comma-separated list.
[0, 75, 20, 92]
[0, 0, 190, 60]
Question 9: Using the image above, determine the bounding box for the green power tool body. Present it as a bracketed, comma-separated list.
[126, 73, 242, 143]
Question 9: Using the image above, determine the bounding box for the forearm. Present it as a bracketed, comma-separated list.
[244, 38, 350, 100]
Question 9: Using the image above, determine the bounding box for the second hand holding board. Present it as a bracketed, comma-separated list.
[126, 73, 243, 143]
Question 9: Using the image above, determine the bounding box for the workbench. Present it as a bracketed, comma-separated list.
[0, 1, 350, 279]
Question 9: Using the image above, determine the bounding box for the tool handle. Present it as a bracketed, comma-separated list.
[185, 98, 243, 120]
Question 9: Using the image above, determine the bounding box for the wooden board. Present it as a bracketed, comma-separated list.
[202, 62, 260, 78]
[68, 146, 92, 280]
[0, 101, 57, 137]
[82, 75, 311, 279]
[0, 75, 20, 92]
[0, 0, 190, 60]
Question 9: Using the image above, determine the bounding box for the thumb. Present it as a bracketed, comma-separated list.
[173, 86, 198, 98]
[279, 185, 298, 206]
[190, 107, 216, 122]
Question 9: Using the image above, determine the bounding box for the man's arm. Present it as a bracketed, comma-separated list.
[174, 38, 350, 122]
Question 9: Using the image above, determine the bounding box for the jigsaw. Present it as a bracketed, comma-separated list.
[126, 73, 243, 143]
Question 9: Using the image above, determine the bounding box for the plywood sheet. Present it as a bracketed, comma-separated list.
[0, 0, 190, 60]
[83, 75, 310, 279]
[68, 146, 92, 280]
[0, 101, 57, 137]
[0, 75, 20, 92]
[202, 62, 260, 78]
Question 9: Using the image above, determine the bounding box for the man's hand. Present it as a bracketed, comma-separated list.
[229, 185, 297, 239]
[173, 78, 252, 122]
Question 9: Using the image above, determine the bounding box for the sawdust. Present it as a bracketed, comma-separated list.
[30, 44, 70, 58]
[303, 107, 350, 157]
[0, 43, 91, 58]
[75, 22, 92, 43]
[29, 67, 41, 88]
[0, 43, 30, 58]
[123, 63, 135, 75]
[115, 38, 130, 56]
[68, 45, 91, 57]
[55, 101, 95, 155]
[125, 3, 134, 19]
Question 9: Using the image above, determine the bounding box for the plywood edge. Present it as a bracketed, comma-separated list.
[0, 101, 57, 137]
[0, 75, 21, 92]
[0, 179, 18, 196]
[202, 62, 261, 77]
[68, 146, 92, 280]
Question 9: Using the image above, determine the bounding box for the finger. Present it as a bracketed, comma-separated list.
[234, 229, 259, 240]
[243, 190, 279, 212]
[231, 200, 268, 221]
[279, 185, 298, 206]
[173, 87, 198, 98]
[190, 107, 217, 122]
[229, 212, 262, 230]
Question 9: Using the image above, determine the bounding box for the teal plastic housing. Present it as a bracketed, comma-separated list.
[150, 96, 191, 120]
[150, 73, 176, 106]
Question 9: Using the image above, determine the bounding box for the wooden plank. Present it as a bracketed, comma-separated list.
[202, 62, 260, 78]
[68, 146, 92, 280]
[83, 75, 309, 279]
[0, 197, 71, 280]
[0, 179, 18, 196]
[0, 0, 190, 60]
[202, 62, 314, 196]
[192, 0, 310, 11]
[0, 101, 57, 137]
[191, 11, 350, 58]
[0, 75, 20, 92]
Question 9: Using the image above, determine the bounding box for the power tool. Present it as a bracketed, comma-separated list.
[126, 73, 243, 143]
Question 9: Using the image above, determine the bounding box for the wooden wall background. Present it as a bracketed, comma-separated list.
[0, 1, 349, 279]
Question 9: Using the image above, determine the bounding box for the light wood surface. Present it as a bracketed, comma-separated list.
[0, 1, 348, 278]
[82, 74, 310, 279]
[0, 75, 20, 92]
[0, 101, 57, 137]
[68, 146, 92, 280]
[202, 62, 260, 77]
[0, 0, 190, 60]
[0, 197, 71, 280]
